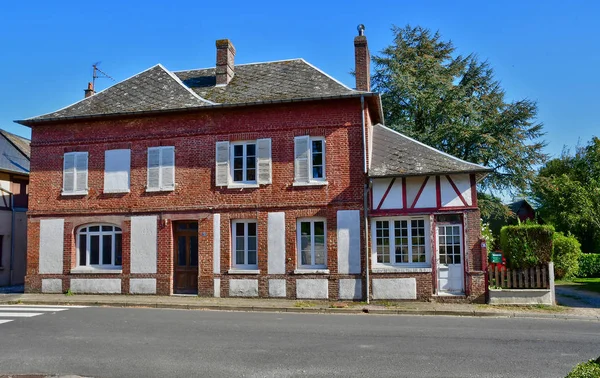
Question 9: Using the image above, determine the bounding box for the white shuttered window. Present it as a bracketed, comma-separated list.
[104, 149, 131, 193]
[294, 136, 326, 184]
[215, 139, 272, 187]
[147, 146, 175, 191]
[63, 152, 88, 195]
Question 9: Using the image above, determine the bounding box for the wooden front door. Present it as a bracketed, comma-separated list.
[173, 222, 199, 294]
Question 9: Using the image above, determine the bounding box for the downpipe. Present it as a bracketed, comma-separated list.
[361, 95, 370, 304]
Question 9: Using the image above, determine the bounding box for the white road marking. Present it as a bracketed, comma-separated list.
[0, 320, 13, 325]
[0, 312, 43, 317]
[0, 305, 88, 309]
[0, 307, 68, 312]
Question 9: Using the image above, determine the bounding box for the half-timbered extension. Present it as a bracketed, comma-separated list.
[368, 124, 491, 302]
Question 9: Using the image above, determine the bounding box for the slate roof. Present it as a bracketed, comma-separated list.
[174, 59, 356, 104]
[0, 129, 30, 175]
[369, 124, 491, 178]
[20, 59, 361, 123]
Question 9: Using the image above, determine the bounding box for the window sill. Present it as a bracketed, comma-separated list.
[227, 269, 260, 275]
[71, 267, 123, 274]
[226, 183, 260, 189]
[62, 191, 88, 196]
[103, 189, 130, 194]
[145, 188, 175, 193]
[292, 181, 328, 187]
[371, 266, 432, 273]
[293, 269, 330, 275]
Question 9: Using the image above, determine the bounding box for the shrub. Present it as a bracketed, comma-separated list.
[577, 253, 600, 278]
[565, 357, 600, 378]
[500, 224, 554, 269]
[553, 232, 582, 279]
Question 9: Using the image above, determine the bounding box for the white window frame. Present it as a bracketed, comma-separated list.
[146, 146, 175, 192]
[76, 224, 123, 269]
[62, 151, 88, 195]
[230, 141, 257, 186]
[231, 219, 258, 270]
[296, 218, 327, 269]
[293, 136, 327, 186]
[371, 216, 430, 268]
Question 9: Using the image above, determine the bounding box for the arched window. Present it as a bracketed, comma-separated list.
[77, 224, 122, 267]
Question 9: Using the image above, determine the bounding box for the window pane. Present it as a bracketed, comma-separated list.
[188, 223, 198, 230]
[115, 234, 122, 266]
[300, 235, 311, 265]
[90, 235, 99, 265]
[89, 226, 100, 232]
[234, 157, 243, 170]
[236, 236, 245, 265]
[314, 221, 325, 236]
[79, 234, 87, 266]
[234, 145, 243, 157]
[314, 235, 325, 265]
[247, 168, 256, 181]
[312, 166, 323, 179]
[178, 236, 187, 266]
[233, 169, 243, 182]
[235, 222, 245, 236]
[246, 156, 255, 169]
[246, 144, 256, 157]
[247, 236, 257, 265]
[312, 152, 322, 166]
[177, 223, 188, 230]
[312, 140, 322, 153]
[190, 236, 198, 267]
[247, 222, 257, 236]
[301, 222, 311, 236]
[102, 226, 112, 232]
[102, 235, 112, 265]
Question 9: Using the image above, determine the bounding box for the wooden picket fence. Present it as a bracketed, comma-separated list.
[487, 264, 550, 289]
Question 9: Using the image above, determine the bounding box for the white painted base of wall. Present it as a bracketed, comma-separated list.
[70, 279, 121, 294]
[372, 278, 417, 300]
[488, 289, 553, 305]
[268, 279, 286, 297]
[214, 278, 221, 298]
[129, 278, 156, 294]
[339, 279, 362, 300]
[41, 279, 62, 293]
[296, 279, 328, 299]
[229, 279, 258, 297]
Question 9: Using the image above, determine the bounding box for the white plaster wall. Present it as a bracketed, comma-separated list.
[39, 219, 64, 274]
[268, 279, 286, 297]
[104, 149, 131, 193]
[337, 210, 361, 274]
[267, 212, 286, 274]
[488, 289, 552, 305]
[129, 278, 156, 294]
[372, 278, 417, 299]
[214, 278, 221, 297]
[414, 177, 437, 208]
[213, 214, 221, 274]
[373, 179, 404, 210]
[229, 279, 259, 297]
[441, 174, 472, 207]
[339, 279, 362, 300]
[70, 278, 121, 294]
[42, 279, 62, 293]
[296, 279, 328, 299]
[372, 178, 392, 209]
[130, 216, 157, 274]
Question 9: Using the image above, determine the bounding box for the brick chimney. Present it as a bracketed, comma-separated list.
[84, 82, 95, 98]
[354, 24, 370, 92]
[216, 39, 236, 86]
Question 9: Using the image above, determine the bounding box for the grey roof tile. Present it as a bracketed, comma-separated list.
[0, 129, 30, 175]
[369, 124, 491, 177]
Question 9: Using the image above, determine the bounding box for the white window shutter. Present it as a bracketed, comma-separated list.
[75, 152, 88, 192]
[161, 147, 175, 190]
[294, 136, 310, 183]
[147, 148, 161, 190]
[215, 141, 230, 187]
[104, 149, 131, 193]
[257, 138, 272, 185]
[63, 153, 75, 193]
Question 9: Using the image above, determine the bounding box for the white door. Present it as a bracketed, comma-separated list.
[437, 224, 464, 294]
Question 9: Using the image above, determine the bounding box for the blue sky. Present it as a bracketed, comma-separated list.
[1, 0, 598, 160]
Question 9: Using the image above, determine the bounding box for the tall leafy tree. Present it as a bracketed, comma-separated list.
[531, 137, 600, 253]
[371, 25, 547, 194]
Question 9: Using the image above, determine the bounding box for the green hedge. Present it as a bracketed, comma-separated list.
[565, 357, 600, 378]
[553, 232, 582, 279]
[577, 254, 600, 278]
[500, 224, 554, 269]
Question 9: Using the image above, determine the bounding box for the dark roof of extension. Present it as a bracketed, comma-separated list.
[369, 124, 491, 178]
[0, 129, 30, 175]
[18, 59, 366, 124]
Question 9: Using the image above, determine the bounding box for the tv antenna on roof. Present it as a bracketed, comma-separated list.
[92, 62, 115, 90]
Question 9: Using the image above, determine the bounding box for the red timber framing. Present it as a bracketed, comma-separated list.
[370, 173, 478, 217]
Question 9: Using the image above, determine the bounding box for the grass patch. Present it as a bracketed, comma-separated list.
[480, 304, 567, 313]
[294, 301, 316, 308]
[557, 278, 600, 294]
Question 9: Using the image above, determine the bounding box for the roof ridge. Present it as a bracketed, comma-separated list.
[374, 124, 489, 170]
[172, 58, 304, 73]
[157, 64, 218, 105]
[298, 58, 355, 92]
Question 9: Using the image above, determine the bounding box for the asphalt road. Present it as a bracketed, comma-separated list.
[0, 306, 597, 378]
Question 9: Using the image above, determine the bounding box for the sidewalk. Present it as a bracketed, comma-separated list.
[1, 293, 599, 321]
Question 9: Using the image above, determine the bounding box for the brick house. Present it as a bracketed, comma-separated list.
[16, 28, 490, 301]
